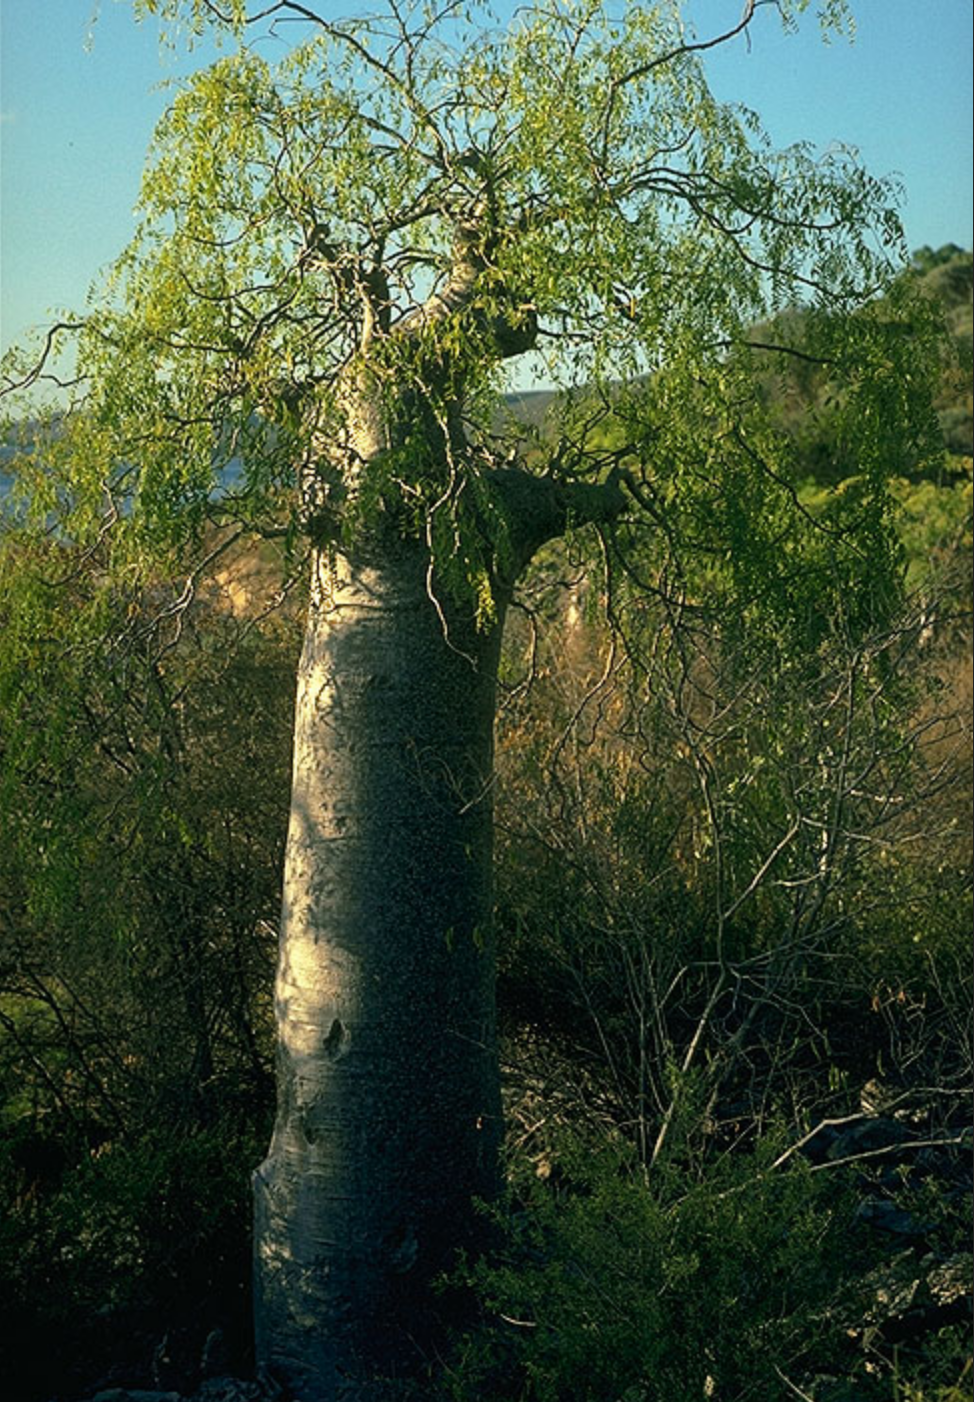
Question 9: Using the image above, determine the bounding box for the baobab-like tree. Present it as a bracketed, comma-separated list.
[0, 1, 944, 1396]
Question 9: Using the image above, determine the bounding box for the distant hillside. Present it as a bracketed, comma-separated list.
[500, 387, 561, 432]
[4, 246, 971, 494]
[497, 245, 972, 475]
[913, 244, 973, 458]
[742, 244, 973, 484]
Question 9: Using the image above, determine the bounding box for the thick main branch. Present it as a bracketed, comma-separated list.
[487, 464, 629, 577]
[396, 202, 538, 361]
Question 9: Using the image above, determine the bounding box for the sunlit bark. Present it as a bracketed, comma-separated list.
[253, 541, 503, 1397]
[253, 465, 626, 1398]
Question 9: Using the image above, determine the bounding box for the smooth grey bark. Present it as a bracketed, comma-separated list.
[254, 542, 502, 1399]
[253, 467, 626, 1400]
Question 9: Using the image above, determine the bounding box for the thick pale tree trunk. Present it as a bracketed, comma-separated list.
[253, 458, 627, 1398]
[253, 538, 506, 1399]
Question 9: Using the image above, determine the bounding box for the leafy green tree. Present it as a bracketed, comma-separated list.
[0, 1, 947, 1395]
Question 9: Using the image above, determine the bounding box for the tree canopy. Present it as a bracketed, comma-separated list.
[1, 0, 947, 636]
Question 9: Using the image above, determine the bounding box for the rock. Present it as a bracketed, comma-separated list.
[152, 1329, 197, 1393]
[86, 1380, 272, 1402]
[801, 1123, 842, 1165]
[826, 1117, 911, 1162]
[200, 1330, 230, 1380]
[802, 1379, 862, 1402]
[196, 1379, 265, 1402]
[195, 1383, 232, 1402]
[856, 1196, 932, 1238]
[859, 1078, 901, 1117]
[860, 1249, 921, 1323]
[926, 1252, 973, 1308]
[90, 1391, 183, 1402]
[845, 1248, 973, 1356]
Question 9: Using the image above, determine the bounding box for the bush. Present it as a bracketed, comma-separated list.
[441, 1108, 971, 1402]
[0, 537, 298, 1397]
[443, 1128, 867, 1400]
[0, 1115, 264, 1399]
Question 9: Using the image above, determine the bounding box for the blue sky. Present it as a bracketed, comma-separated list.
[1, 0, 972, 360]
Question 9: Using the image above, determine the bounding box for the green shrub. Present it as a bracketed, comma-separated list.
[444, 1125, 877, 1402]
[0, 1115, 265, 1399]
[442, 1103, 972, 1402]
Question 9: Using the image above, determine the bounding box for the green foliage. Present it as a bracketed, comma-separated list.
[0, 4, 968, 1396]
[2, 0, 942, 621]
[441, 1121, 972, 1400]
[0, 466, 969, 1397]
[485, 413, 971, 1398]
[746, 249, 971, 483]
[0, 1113, 262, 1398]
[444, 1131, 874, 1401]
[0, 531, 299, 1395]
[892, 471, 972, 596]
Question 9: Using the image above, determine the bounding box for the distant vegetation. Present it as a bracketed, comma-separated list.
[506, 244, 972, 469]
[753, 244, 972, 483]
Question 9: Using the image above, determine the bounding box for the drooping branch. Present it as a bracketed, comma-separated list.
[596, 0, 760, 171]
